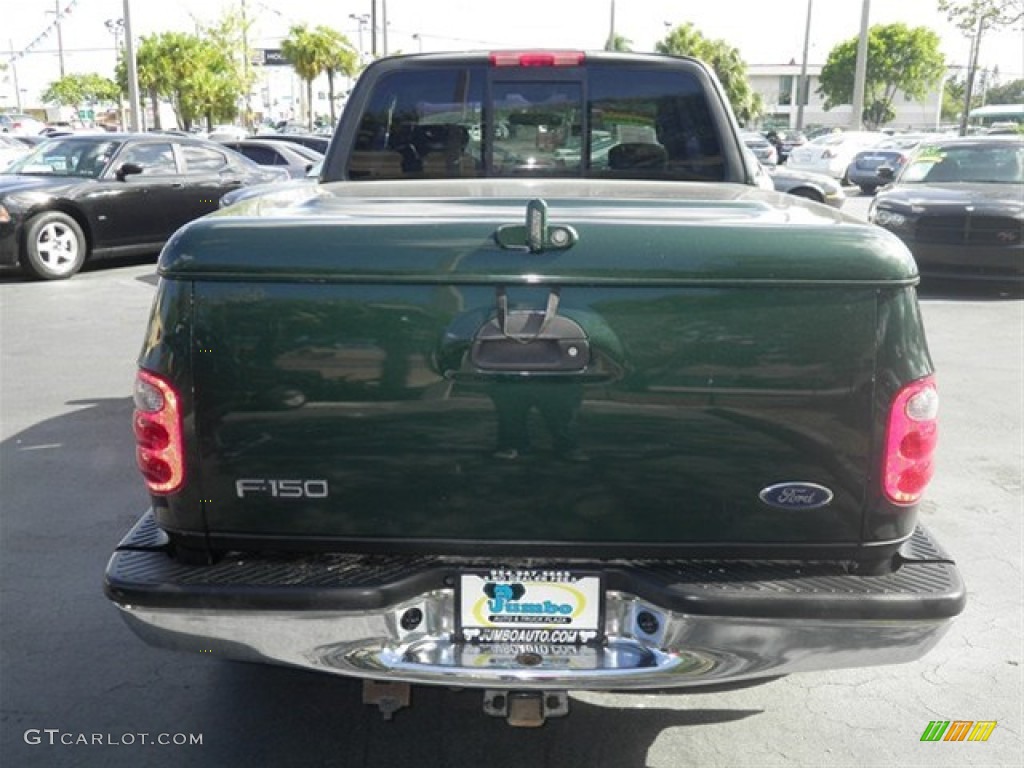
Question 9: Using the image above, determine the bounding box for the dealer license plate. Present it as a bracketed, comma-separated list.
[457, 570, 603, 645]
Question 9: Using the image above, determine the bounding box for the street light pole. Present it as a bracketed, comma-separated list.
[349, 14, 369, 62]
[105, 18, 126, 129]
[105, 18, 124, 66]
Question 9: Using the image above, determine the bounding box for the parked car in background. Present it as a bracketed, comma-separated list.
[216, 138, 324, 178]
[986, 121, 1021, 135]
[868, 136, 1023, 285]
[846, 134, 930, 194]
[11, 135, 46, 148]
[219, 159, 323, 208]
[0, 134, 31, 171]
[777, 130, 807, 163]
[0, 113, 46, 136]
[787, 130, 885, 182]
[766, 164, 846, 208]
[0, 132, 287, 279]
[40, 121, 100, 137]
[206, 124, 250, 142]
[260, 133, 331, 154]
[741, 131, 778, 166]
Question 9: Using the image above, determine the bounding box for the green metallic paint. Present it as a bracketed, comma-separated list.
[166, 189, 916, 287]
[142, 189, 931, 554]
[176, 281, 879, 547]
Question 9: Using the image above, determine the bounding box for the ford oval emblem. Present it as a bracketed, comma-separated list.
[759, 482, 834, 510]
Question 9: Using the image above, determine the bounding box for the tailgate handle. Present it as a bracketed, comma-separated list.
[470, 287, 590, 372]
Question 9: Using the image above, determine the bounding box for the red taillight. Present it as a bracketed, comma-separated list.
[133, 369, 184, 495]
[883, 376, 938, 505]
[490, 51, 585, 68]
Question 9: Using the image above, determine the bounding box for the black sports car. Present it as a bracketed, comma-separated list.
[868, 136, 1023, 285]
[0, 133, 287, 279]
[258, 133, 331, 154]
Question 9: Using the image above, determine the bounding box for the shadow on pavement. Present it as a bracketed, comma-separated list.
[197, 662, 767, 768]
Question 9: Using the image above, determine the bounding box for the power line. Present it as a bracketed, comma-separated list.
[5, 0, 81, 65]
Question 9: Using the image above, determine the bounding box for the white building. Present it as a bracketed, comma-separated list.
[747, 63, 945, 132]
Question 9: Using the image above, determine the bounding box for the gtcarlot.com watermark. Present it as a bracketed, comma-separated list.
[24, 729, 203, 747]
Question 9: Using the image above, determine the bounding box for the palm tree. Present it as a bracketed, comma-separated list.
[133, 35, 174, 129]
[281, 25, 332, 131]
[657, 23, 761, 124]
[312, 25, 358, 126]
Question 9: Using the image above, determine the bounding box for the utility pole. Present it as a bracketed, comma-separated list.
[796, 0, 812, 130]
[381, 0, 388, 56]
[8, 39, 22, 110]
[606, 0, 616, 51]
[959, 14, 985, 136]
[46, 0, 67, 78]
[849, 0, 870, 129]
[241, 0, 252, 128]
[123, 0, 141, 131]
[370, 0, 377, 58]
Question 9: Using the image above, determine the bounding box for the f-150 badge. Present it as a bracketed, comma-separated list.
[759, 482, 833, 510]
[236, 479, 329, 498]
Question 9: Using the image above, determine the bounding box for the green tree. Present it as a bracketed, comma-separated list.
[985, 77, 1024, 104]
[42, 73, 120, 117]
[817, 23, 945, 129]
[939, 0, 1024, 134]
[656, 23, 761, 124]
[119, 29, 244, 131]
[201, 10, 257, 126]
[127, 35, 173, 129]
[941, 74, 981, 122]
[605, 34, 633, 52]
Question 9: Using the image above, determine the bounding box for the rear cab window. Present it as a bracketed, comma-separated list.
[340, 52, 729, 183]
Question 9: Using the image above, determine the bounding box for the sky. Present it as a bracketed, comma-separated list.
[2, 0, 1022, 109]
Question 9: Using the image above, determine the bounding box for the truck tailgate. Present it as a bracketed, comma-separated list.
[158, 186, 926, 556]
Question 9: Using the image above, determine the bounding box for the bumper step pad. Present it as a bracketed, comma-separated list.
[106, 512, 964, 622]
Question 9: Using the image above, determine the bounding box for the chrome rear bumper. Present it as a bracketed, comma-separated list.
[107, 512, 964, 690]
[116, 593, 955, 690]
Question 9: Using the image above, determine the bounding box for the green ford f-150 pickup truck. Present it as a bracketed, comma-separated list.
[105, 51, 964, 726]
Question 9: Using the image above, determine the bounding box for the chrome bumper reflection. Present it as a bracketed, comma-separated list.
[115, 589, 953, 690]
